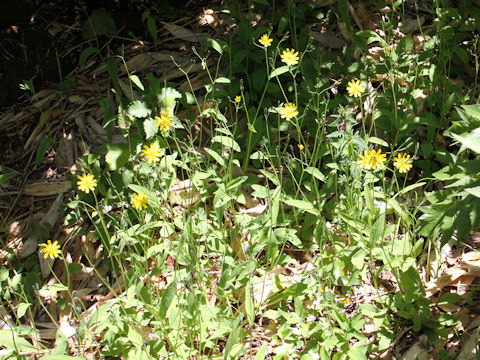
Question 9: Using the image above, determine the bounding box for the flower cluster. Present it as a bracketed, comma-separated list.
[358, 149, 413, 173]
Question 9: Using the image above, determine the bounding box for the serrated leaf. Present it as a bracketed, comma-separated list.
[144, 118, 159, 139]
[128, 100, 151, 118]
[451, 128, 480, 154]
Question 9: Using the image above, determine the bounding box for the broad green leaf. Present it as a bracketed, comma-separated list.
[82, 10, 116, 39]
[465, 186, 480, 198]
[268, 66, 290, 79]
[223, 316, 242, 360]
[0, 330, 38, 352]
[204, 148, 225, 167]
[160, 280, 177, 319]
[204, 38, 226, 55]
[283, 199, 319, 215]
[461, 104, 480, 121]
[369, 213, 385, 248]
[215, 77, 231, 84]
[105, 143, 130, 171]
[43, 355, 85, 360]
[451, 128, 480, 154]
[254, 342, 268, 360]
[17, 302, 30, 319]
[128, 100, 151, 118]
[304, 167, 326, 182]
[211, 135, 241, 152]
[367, 137, 388, 147]
[144, 118, 158, 139]
[267, 283, 307, 305]
[226, 176, 248, 191]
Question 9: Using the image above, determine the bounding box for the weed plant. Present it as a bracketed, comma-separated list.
[2, 1, 480, 359]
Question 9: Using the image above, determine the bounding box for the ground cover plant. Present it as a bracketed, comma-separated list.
[2, 0, 480, 359]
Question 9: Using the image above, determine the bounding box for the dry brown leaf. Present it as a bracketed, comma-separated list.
[24, 108, 52, 150]
[457, 331, 478, 360]
[23, 181, 72, 196]
[425, 267, 468, 297]
[399, 343, 429, 360]
[169, 179, 201, 206]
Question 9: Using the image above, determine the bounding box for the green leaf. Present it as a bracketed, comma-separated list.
[267, 283, 307, 305]
[204, 38, 226, 55]
[129, 75, 144, 91]
[0, 330, 38, 352]
[67, 262, 83, 274]
[397, 182, 426, 196]
[245, 283, 254, 328]
[211, 135, 241, 152]
[268, 66, 290, 79]
[369, 213, 385, 248]
[36, 137, 54, 165]
[223, 316, 242, 360]
[43, 356, 86, 360]
[128, 100, 151, 118]
[204, 148, 225, 167]
[17, 303, 30, 319]
[144, 118, 158, 139]
[79, 47, 99, 65]
[42, 284, 69, 292]
[226, 176, 248, 191]
[438, 293, 462, 305]
[435, 314, 459, 326]
[105, 143, 130, 171]
[367, 137, 388, 147]
[254, 342, 268, 360]
[451, 128, 480, 154]
[283, 199, 319, 215]
[304, 167, 326, 182]
[215, 77, 231, 84]
[0, 171, 17, 185]
[465, 186, 480, 198]
[160, 280, 177, 319]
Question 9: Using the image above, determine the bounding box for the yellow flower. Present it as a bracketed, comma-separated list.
[393, 153, 413, 173]
[298, 144, 304, 151]
[140, 143, 162, 164]
[258, 34, 273, 47]
[358, 148, 386, 170]
[281, 48, 299, 66]
[279, 102, 298, 120]
[234, 95, 241, 103]
[346, 79, 366, 98]
[77, 173, 98, 193]
[154, 109, 173, 132]
[40, 240, 61, 260]
[131, 191, 148, 210]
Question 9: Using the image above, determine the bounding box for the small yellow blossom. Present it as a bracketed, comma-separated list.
[393, 153, 413, 173]
[228, 293, 234, 299]
[140, 143, 162, 164]
[234, 95, 241, 103]
[346, 79, 366, 98]
[280, 48, 299, 66]
[259, 34, 273, 47]
[77, 173, 98, 193]
[40, 240, 61, 260]
[279, 102, 299, 120]
[298, 144, 304, 151]
[358, 148, 386, 170]
[155, 109, 173, 132]
[131, 191, 149, 210]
